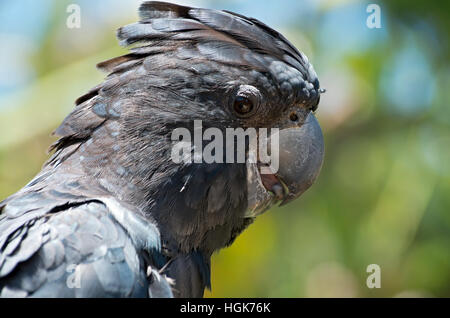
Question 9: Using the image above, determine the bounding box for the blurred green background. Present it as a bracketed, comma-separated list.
[0, 0, 449, 297]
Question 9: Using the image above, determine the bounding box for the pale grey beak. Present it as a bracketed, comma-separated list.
[276, 113, 324, 205]
[246, 113, 324, 217]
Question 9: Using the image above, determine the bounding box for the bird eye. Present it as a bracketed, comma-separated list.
[231, 85, 260, 118]
[233, 96, 253, 115]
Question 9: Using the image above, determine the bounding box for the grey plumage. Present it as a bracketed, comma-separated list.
[0, 1, 324, 297]
[1, 199, 165, 297]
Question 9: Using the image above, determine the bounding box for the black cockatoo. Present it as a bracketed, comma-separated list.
[0, 2, 324, 297]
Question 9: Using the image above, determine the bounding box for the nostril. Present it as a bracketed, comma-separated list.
[289, 112, 299, 122]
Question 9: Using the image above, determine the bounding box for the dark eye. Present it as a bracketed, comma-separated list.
[233, 96, 253, 115]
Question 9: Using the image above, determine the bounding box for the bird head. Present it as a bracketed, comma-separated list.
[52, 1, 324, 253]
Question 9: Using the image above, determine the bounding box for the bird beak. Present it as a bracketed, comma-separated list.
[276, 113, 324, 205]
[246, 113, 324, 217]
